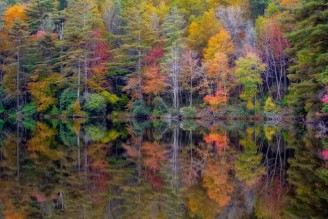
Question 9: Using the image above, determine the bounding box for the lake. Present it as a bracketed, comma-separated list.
[0, 119, 327, 218]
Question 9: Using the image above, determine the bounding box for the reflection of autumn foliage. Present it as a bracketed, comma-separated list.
[204, 130, 228, 156]
[88, 143, 110, 194]
[27, 122, 63, 160]
[180, 148, 199, 187]
[142, 142, 166, 172]
[4, 203, 26, 219]
[202, 160, 234, 207]
[142, 141, 167, 189]
[236, 128, 265, 187]
[255, 178, 286, 219]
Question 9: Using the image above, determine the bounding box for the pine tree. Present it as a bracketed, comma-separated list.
[25, 0, 59, 34]
[286, 0, 328, 116]
[109, 1, 160, 101]
[63, 0, 101, 100]
[4, 19, 30, 111]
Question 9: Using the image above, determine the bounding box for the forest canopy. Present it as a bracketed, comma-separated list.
[0, 0, 327, 120]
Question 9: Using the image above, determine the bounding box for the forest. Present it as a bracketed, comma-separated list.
[0, 0, 327, 121]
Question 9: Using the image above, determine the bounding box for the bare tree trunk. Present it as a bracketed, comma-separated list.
[83, 7, 88, 95]
[16, 122, 20, 183]
[77, 61, 81, 99]
[172, 44, 180, 109]
[16, 47, 20, 111]
[84, 52, 88, 95]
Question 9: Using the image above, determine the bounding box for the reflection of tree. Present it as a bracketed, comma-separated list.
[27, 122, 63, 159]
[142, 141, 167, 189]
[2, 119, 326, 218]
[255, 178, 286, 219]
[282, 127, 328, 218]
[202, 158, 234, 208]
[261, 126, 290, 186]
[0, 120, 126, 218]
[204, 126, 228, 156]
[236, 127, 265, 187]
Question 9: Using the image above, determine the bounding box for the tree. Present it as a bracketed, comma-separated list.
[63, 0, 103, 101]
[25, 0, 59, 34]
[216, 6, 255, 56]
[109, 1, 160, 102]
[256, 14, 290, 100]
[204, 52, 230, 102]
[187, 9, 221, 53]
[286, 0, 328, 116]
[249, 0, 270, 19]
[161, 7, 185, 110]
[173, 0, 206, 18]
[204, 83, 228, 112]
[203, 31, 234, 110]
[180, 47, 201, 106]
[3, 4, 27, 29]
[236, 52, 265, 110]
[2, 4, 30, 112]
[203, 29, 234, 61]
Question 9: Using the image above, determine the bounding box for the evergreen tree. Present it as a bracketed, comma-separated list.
[25, 0, 59, 34]
[3, 18, 30, 111]
[63, 0, 102, 100]
[286, 0, 328, 116]
[110, 1, 159, 101]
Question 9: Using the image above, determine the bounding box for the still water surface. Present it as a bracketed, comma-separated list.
[0, 119, 327, 218]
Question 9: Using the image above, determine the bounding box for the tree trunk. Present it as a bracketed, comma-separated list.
[77, 61, 81, 99]
[16, 47, 20, 111]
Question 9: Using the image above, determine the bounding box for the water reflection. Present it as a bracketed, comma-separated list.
[0, 119, 327, 218]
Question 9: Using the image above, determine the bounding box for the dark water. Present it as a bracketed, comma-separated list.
[0, 119, 327, 219]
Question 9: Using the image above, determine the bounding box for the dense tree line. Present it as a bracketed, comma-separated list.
[0, 0, 327, 120]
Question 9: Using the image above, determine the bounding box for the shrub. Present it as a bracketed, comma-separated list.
[101, 91, 119, 104]
[84, 93, 106, 115]
[49, 106, 60, 115]
[60, 89, 77, 111]
[180, 106, 197, 118]
[132, 100, 150, 118]
[22, 103, 37, 116]
[322, 104, 328, 113]
[85, 125, 106, 141]
[73, 100, 87, 117]
[264, 97, 277, 112]
[153, 108, 165, 116]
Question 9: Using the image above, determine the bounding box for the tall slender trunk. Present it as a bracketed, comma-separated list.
[16, 47, 20, 111]
[83, 6, 88, 95]
[172, 44, 179, 109]
[16, 122, 20, 183]
[138, 50, 143, 100]
[77, 61, 81, 99]
[137, 13, 143, 100]
[84, 51, 88, 94]
[59, 22, 64, 74]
